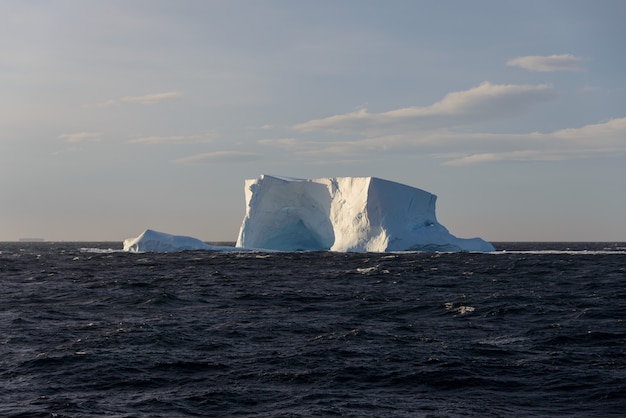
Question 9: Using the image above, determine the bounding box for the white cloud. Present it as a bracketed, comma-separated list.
[506, 54, 588, 72]
[95, 91, 182, 107]
[293, 82, 555, 134]
[551, 117, 626, 141]
[58, 132, 102, 143]
[276, 82, 624, 166]
[120, 92, 182, 105]
[258, 138, 303, 148]
[262, 117, 626, 165]
[129, 132, 216, 144]
[173, 151, 260, 164]
[442, 151, 567, 166]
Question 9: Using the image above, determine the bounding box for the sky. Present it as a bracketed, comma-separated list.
[1, 0, 625, 242]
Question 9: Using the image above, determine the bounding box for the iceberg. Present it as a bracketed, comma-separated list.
[122, 176, 494, 253]
[123, 229, 235, 253]
[236, 175, 494, 252]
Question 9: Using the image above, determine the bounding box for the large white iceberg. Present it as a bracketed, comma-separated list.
[122, 176, 495, 253]
[123, 229, 236, 253]
[236, 175, 494, 252]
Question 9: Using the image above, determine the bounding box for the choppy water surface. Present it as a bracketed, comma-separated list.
[1, 242, 625, 417]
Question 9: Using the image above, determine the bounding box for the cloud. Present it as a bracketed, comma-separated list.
[578, 85, 599, 93]
[293, 82, 555, 134]
[119, 92, 182, 105]
[173, 151, 260, 164]
[550, 117, 626, 141]
[506, 54, 588, 72]
[258, 138, 302, 148]
[95, 91, 182, 107]
[274, 82, 626, 166]
[129, 132, 216, 144]
[262, 117, 626, 165]
[442, 151, 566, 166]
[58, 132, 102, 143]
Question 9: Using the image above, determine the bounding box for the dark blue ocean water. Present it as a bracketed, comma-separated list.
[1, 242, 625, 417]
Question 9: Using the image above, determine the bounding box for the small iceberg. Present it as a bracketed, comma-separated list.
[123, 229, 236, 253]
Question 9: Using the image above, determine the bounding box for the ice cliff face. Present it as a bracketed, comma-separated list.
[236, 175, 494, 252]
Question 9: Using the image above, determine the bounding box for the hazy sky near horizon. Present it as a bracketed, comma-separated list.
[2, 0, 625, 242]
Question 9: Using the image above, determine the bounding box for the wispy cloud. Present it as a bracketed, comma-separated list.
[506, 54, 589, 72]
[258, 138, 302, 148]
[173, 151, 260, 164]
[271, 81, 625, 166]
[95, 91, 182, 107]
[58, 132, 102, 143]
[443, 151, 577, 166]
[293, 82, 555, 134]
[262, 117, 626, 165]
[129, 132, 216, 144]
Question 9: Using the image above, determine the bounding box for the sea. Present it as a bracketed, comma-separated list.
[1, 242, 625, 417]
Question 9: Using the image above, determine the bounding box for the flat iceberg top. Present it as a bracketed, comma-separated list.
[258, 174, 424, 190]
[236, 175, 495, 252]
